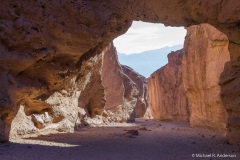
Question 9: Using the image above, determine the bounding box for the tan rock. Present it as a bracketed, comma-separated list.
[96, 44, 148, 123]
[143, 107, 154, 119]
[121, 73, 139, 122]
[9, 43, 148, 138]
[121, 65, 148, 118]
[77, 43, 128, 125]
[182, 24, 230, 131]
[148, 50, 189, 122]
[219, 48, 240, 144]
[0, 0, 239, 143]
[77, 51, 105, 119]
[102, 44, 125, 114]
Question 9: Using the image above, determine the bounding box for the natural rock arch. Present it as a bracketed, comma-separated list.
[0, 0, 239, 143]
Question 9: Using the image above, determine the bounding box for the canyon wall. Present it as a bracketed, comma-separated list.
[9, 43, 148, 139]
[0, 0, 240, 143]
[148, 24, 230, 131]
[220, 56, 240, 144]
[148, 50, 189, 122]
[183, 24, 230, 131]
[121, 65, 148, 118]
[98, 43, 148, 124]
[10, 48, 104, 139]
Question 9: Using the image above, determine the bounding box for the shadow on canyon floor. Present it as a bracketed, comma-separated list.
[0, 119, 239, 160]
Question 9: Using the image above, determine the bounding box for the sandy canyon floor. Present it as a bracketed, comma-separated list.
[0, 119, 239, 160]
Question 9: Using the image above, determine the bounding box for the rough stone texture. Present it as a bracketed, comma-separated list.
[220, 59, 240, 144]
[77, 43, 138, 125]
[77, 49, 106, 121]
[102, 45, 125, 111]
[77, 44, 149, 125]
[101, 44, 148, 123]
[0, 0, 239, 143]
[10, 52, 102, 139]
[143, 107, 154, 119]
[121, 65, 148, 118]
[9, 43, 148, 139]
[148, 50, 189, 122]
[183, 24, 230, 132]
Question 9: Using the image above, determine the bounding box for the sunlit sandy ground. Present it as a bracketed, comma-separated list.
[0, 119, 239, 160]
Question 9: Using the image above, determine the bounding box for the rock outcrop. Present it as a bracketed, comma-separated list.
[182, 24, 230, 131]
[121, 65, 148, 118]
[102, 45, 125, 113]
[78, 44, 149, 125]
[78, 43, 143, 125]
[10, 51, 103, 139]
[0, 0, 240, 143]
[148, 50, 189, 122]
[220, 57, 240, 144]
[9, 43, 148, 139]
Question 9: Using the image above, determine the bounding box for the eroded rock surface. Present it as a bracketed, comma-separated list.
[0, 0, 240, 143]
[10, 52, 102, 139]
[102, 45, 125, 112]
[183, 24, 230, 131]
[101, 43, 129, 123]
[78, 43, 143, 125]
[121, 65, 148, 118]
[9, 43, 148, 139]
[100, 45, 148, 123]
[148, 50, 189, 122]
[220, 59, 240, 144]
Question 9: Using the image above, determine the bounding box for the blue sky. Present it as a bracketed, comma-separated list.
[113, 21, 187, 54]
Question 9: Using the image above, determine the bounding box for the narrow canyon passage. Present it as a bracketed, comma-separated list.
[0, 119, 239, 160]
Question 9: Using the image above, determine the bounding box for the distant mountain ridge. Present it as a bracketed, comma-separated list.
[117, 44, 183, 78]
